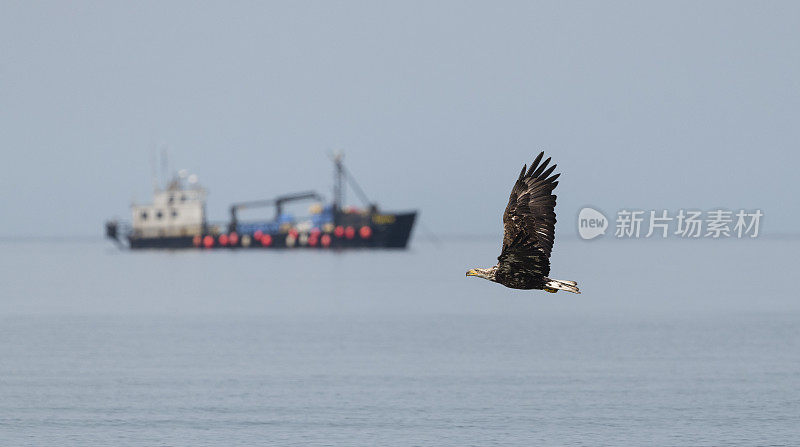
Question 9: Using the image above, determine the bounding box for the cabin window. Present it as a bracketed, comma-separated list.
[171, 209, 178, 218]
[181, 194, 187, 202]
[140, 211, 148, 221]
[156, 210, 163, 220]
[168, 195, 175, 205]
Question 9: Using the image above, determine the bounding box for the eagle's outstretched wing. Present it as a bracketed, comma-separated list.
[495, 152, 560, 288]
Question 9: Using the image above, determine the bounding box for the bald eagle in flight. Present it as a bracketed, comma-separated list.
[466, 152, 580, 294]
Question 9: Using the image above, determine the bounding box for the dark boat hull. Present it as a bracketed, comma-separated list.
[123, 211, 417, 250]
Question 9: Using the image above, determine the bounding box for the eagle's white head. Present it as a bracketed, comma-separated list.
[466, 266, 497, 281]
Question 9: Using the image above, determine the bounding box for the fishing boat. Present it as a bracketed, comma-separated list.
[105, 154, 417, 250]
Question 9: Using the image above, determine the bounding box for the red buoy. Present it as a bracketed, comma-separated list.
[310, 227, 321, 237]
[261, 234, 272, 246]
[203, 235, 214, 248]
[219, 234, 229, 246]
[345, 226, 355, 239]
[193, 235, 202, 247]
[359, 226, 372, 239]
[334, 226, 345, 238]
[321, 234, 331, 247]
[254, 230, 263, 241]
[308, 234, 318, 246]
[229, 232, 239, 245]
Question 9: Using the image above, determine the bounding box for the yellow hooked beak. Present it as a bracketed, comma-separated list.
[466, 269, 478, 277]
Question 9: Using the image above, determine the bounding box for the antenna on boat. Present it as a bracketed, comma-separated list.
[160, 147, 169, 189]
[150, 148, 159, 192]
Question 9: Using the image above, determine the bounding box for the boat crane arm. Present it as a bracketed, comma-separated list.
[228, 191, 323, 231]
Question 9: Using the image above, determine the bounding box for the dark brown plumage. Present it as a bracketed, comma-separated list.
[466, 152, 580, 293]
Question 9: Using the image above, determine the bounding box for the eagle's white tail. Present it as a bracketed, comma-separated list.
[544, 278, 581, 294]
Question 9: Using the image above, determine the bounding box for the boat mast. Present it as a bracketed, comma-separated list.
[331, 151, 373, 213]
[333, 152, 345, 213]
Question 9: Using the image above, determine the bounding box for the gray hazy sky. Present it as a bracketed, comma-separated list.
[2, 1, 798, 237]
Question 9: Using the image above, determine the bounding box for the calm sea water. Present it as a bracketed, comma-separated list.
[1, 237, 798, 445]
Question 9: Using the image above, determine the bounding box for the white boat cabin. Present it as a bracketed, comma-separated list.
[131, 176, 206, 238]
